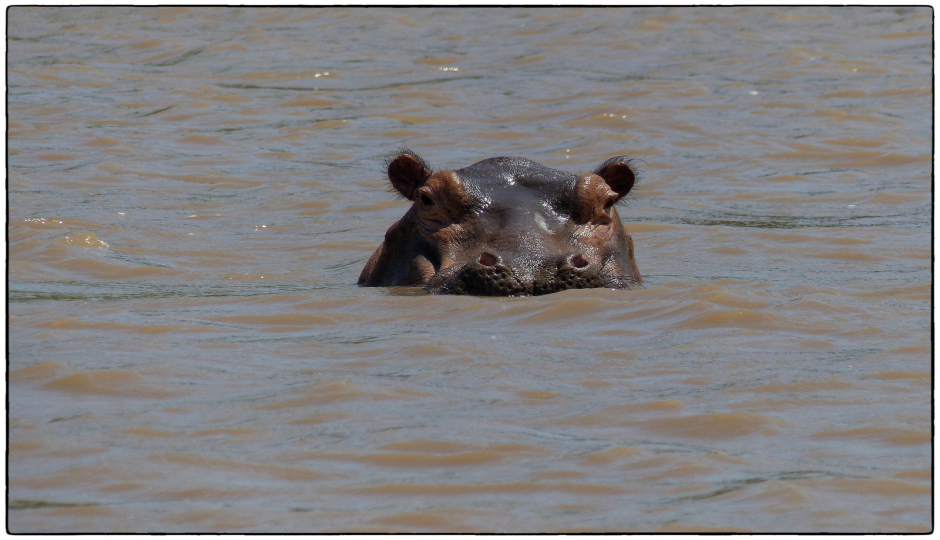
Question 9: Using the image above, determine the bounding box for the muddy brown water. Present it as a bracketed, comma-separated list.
[7, 6, 932, 533]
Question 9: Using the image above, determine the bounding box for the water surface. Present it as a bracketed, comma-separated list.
[7, 6, 932, 533]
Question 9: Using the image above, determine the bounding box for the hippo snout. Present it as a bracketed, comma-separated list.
[532, 253, 608, 296]
[426, 252, 607, 297]
[426, 252, 527, 296]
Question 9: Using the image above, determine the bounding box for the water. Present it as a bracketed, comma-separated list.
[7, 6, 932, 533]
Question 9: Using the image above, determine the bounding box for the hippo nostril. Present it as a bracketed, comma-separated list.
[478, 252, 498, 267]
[570, 254, 590, 269]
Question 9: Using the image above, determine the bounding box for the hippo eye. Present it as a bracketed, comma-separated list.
[420, 193, 434, 206]
[603, 199, 615, 212]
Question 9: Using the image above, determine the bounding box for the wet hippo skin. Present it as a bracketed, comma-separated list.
[359, 150, 642, 296]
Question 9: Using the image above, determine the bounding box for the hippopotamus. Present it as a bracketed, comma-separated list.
[358, 150, 642, 296]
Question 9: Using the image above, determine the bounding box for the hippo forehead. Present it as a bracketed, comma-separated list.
[454, 157, 579, 213]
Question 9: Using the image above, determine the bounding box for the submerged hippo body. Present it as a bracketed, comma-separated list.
[358, 150, 642, 296]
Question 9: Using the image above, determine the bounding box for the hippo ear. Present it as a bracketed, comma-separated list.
[594, 157, 636, 201]
[387, 150, 432, 201]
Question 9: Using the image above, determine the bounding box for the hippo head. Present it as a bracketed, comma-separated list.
[358, 150, 642, 296]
